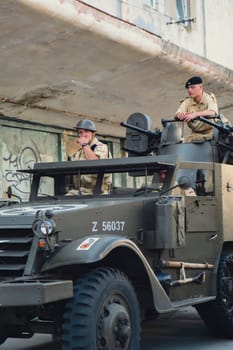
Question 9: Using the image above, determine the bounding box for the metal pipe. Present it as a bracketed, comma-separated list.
[162, 260, 214, 270]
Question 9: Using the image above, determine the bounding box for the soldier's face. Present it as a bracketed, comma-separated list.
[187, 84, 203, 98]
[78, 129, 94, 143]
[158, 170, 167, 183]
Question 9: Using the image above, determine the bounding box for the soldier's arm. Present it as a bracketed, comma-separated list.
[175, 98, 189, 119]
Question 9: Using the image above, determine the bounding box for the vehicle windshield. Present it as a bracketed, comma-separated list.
[27, 157, 175, 200]
[35, 170, 169, 199]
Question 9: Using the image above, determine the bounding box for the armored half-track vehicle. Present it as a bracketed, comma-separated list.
[0, 112, 233, 349]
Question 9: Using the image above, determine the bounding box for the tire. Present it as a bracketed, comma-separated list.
[62, 267, 141, 350]
[196, 254, 233, 338]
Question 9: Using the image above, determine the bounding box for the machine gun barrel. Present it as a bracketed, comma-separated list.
[120, 121, 160, 138]
[161, 115, 220, 127]
[198, 116, 233, 134]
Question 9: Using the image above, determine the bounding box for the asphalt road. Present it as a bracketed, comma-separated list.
[1, 307, 233, 349]
[141, 307, 233, 350]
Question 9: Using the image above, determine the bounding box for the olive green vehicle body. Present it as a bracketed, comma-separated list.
[0, 113, 233, 345]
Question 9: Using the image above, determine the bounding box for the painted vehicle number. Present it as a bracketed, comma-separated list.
[92, 220, 125, 232]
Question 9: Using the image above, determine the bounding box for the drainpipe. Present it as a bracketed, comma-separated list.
[201, 0, 207, 57]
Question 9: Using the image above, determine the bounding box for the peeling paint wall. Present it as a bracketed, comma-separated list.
[0, 119, 60, 201]
[2, 0, 232, 131]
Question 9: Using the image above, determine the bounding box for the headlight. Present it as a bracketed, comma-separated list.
[32, 218, 56, 237]
[40, 220, 54, 235]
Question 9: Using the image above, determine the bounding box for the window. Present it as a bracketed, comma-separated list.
[144, 0, 158, 9]
[166, 0, 194, 26]
[176, 0, 190, 20]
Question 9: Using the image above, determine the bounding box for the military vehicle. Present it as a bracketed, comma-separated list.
[0, 112, 233, 350]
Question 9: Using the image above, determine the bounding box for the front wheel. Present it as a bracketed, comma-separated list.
[62, 267, 141, 350]
[196, 253, 233, 338]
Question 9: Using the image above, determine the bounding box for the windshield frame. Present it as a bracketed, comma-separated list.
[18, 155, 177, 201]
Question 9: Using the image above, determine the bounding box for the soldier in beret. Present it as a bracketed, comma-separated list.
[175, 76, 218, 142]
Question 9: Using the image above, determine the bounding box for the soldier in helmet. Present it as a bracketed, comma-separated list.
[175, 76, 218, 142]
[74, 119, 109, 161]
[68, 119, 111, 195]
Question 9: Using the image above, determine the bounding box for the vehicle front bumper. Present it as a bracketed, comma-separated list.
[0, 280, 73, 307]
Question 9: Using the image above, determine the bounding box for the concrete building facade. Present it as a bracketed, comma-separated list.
[86, 0, 233, 70]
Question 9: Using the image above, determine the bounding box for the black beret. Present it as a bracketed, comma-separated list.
[185, 76, 203, 88]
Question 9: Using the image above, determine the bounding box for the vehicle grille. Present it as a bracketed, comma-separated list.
[0, 228, 33, 278]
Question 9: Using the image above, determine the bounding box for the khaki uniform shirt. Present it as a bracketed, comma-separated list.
[176, 92, 218, 141]
[74, 137, 109, 161]
[172, 186, 196, 197]
[70, 137, 112, 195]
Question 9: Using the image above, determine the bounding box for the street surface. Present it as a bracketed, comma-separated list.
[1, 307, 233, 349]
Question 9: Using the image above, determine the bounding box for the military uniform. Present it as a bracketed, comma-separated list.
[74, 137, 109, 161]
[176, 91, 218, 142]
[172, 186, 196, 197]
[69, 137, 111, 195]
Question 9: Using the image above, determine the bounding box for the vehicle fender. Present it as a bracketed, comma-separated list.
[41, 234, 173, 313]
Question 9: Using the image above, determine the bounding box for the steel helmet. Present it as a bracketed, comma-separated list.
[75, 119, 96, 132]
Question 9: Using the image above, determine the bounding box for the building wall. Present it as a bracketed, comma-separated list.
[84, 0, 233, 70]
[0, 118, 61, 201]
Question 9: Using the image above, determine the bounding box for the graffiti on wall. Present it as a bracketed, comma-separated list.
[3, 144, 41, 199]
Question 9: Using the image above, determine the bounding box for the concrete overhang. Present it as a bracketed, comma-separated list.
[1, 0, 233, 137]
